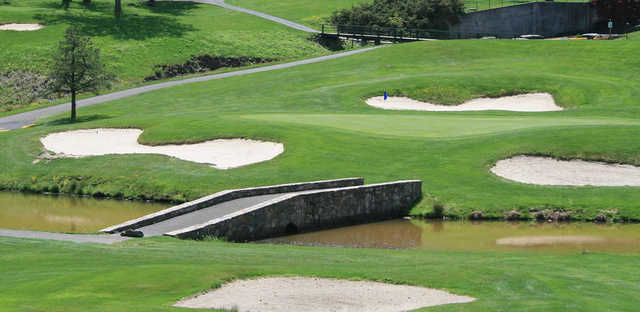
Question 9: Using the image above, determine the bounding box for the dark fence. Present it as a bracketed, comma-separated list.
[321, 24, 525, 40]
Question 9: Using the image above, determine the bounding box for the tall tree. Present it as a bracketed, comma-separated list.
[50, 28, 113, 121]
[115, 0, 122, 15]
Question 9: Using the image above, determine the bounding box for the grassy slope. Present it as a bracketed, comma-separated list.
[1, 236, 638, 312]
[1, 40, 640, 219]
[226, 0, 368, 28]
[0, 0, 328, 93]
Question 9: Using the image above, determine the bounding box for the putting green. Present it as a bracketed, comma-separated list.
[242, 114, 640, 139]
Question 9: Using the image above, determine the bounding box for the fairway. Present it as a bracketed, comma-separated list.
[242, 114, 640, 139]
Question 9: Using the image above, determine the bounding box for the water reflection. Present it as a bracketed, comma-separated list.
[0, 192, 168, 233]
[261, 219, 640, 254]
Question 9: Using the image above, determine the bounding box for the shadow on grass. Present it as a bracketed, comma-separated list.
[130, 1, 200, 16]
[33, 11, 195, 40]
[37, 1, 112, 12]
[44, 114, 112, 126]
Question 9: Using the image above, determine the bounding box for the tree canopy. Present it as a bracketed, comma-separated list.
[50, 27, 113, 120]
[330, 0, 464, 30]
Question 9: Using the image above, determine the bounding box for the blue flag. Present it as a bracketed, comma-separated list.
[384, 91, 388, 100]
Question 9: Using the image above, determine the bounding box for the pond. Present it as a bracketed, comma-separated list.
[0, 192, 168, 233]
[261, 219, 640, 254]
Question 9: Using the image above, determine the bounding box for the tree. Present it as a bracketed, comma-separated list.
[115, 0, 122, 15]
[330, 0, 464, 30]
[591, 0, 640, 29]
[50, 28, 113, 121]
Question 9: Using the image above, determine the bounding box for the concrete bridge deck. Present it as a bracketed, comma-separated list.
[136, 193, 286, 237]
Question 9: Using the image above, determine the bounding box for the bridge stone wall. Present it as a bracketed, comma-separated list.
[101, 178, 364, 233]
[450, 2, 601, 38]
[167, 180, 422, 241]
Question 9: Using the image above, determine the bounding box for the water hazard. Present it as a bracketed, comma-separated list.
[261, 219, 640, 254]
[0, 192, 168, 233]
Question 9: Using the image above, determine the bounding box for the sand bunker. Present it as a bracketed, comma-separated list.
[174, 277, 474, 312]
[366, 93, 562, 112]
[497, 235, 606, 246]
[491, 155, 640, 186]
[0, 23, 44, 31]
[40, 128, 283, 169]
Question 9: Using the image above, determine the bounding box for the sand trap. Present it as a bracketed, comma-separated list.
[366, 93, 562, 112]
[174, 277, 474, 312]
[491, 155, 640, 186]
[497, 235, 606, 247]
[40, 128, 283, 169]
[0, 23, 44, 31]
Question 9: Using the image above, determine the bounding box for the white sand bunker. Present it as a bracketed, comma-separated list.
[0, 23, 44, 31]
[40, 128, 283, 169]
[497, 236, 606, 247]
[366, 93, 562, 112]
[174, 277, 474, 312]
[491, 155, 640, 186]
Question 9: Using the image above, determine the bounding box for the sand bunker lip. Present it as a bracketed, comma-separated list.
[366, 93, 562, 112]
[491, 155, 640, 186]
[497, 235, 606, 246]
[40, 128, 283, 170]
[174, 277, 475, 312]
[0, 23, 44, 31]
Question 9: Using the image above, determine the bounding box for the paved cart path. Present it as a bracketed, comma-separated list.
[0, 47, 377, 131]
[0, 229, 128, 244]
[137, 193, 286, 236]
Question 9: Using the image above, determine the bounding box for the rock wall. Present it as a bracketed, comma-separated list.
[167, 180, 423, 241]
[101, 178, 364, 233]
[450, 2, 601, 38]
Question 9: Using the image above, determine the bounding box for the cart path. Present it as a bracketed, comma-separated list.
[190, 0, 318, 33]
[0, 229, 128, 244]
[0, 47, 378, 130]
[136, 193, 287, 237]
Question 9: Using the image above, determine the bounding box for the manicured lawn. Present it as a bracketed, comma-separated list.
[226, 0, 368, 29]
[1, 39, 640, 220]
[1, 236, 638, 311]
[0, 0, 329, 84]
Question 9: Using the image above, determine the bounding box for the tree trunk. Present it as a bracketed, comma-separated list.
[114, 0, 122, 15]
[71, 91, 77, 121]
[83, 0, 91, 4]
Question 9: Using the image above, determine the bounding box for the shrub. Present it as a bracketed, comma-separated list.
[330, 0, 464, 30]
[0, 70, 57, 112]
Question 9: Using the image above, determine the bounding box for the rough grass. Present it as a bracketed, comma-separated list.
[1, 39, 640, 220]
[1, 236, 639, 312]
[0, 0, 329, 93]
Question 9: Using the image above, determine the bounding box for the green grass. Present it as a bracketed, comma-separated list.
[0, 0, 329, 85]
[1, 236, 639, 311]
[1, 39, 640, 220]
[226, 0, 368, 29]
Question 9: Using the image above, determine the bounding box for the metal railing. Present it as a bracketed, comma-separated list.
[321, 24, 523, 40]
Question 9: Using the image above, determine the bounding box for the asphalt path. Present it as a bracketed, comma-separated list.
[0, 47, 378, 131]
[136, 193, 286, 236]
[0, 229, 128, 244]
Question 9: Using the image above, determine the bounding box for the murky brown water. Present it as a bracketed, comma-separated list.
[261, 219, 640, 254]
[0, 192, 168, 233]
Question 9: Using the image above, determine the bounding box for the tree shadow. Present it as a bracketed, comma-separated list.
[44, 114, 112, 126]
[33, 11, 195, 40]
[130, 1, 201, 16]
[36, 1, 112, 12]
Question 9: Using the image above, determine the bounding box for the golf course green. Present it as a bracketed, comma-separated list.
[1, 1, 639, 311]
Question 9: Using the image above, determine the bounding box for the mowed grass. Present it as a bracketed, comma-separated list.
[1, 39, 640, 219]
[226, 0, 368, 28]
[1, 236, 639, 312]
[0, 0, 329, 84]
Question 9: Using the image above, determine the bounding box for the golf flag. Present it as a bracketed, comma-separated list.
[384, 91, 388, 100]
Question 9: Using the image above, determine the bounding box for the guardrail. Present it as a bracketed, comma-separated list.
[321, 24, 522, 40]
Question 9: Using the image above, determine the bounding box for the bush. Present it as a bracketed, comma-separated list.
[145, 55, 277, 81]
[0, 70, 58, 112]
[330, 0, 464, 30]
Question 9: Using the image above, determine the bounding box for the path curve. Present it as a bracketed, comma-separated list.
[0, 47, 378, 130]
[191, 0, 318, 33]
